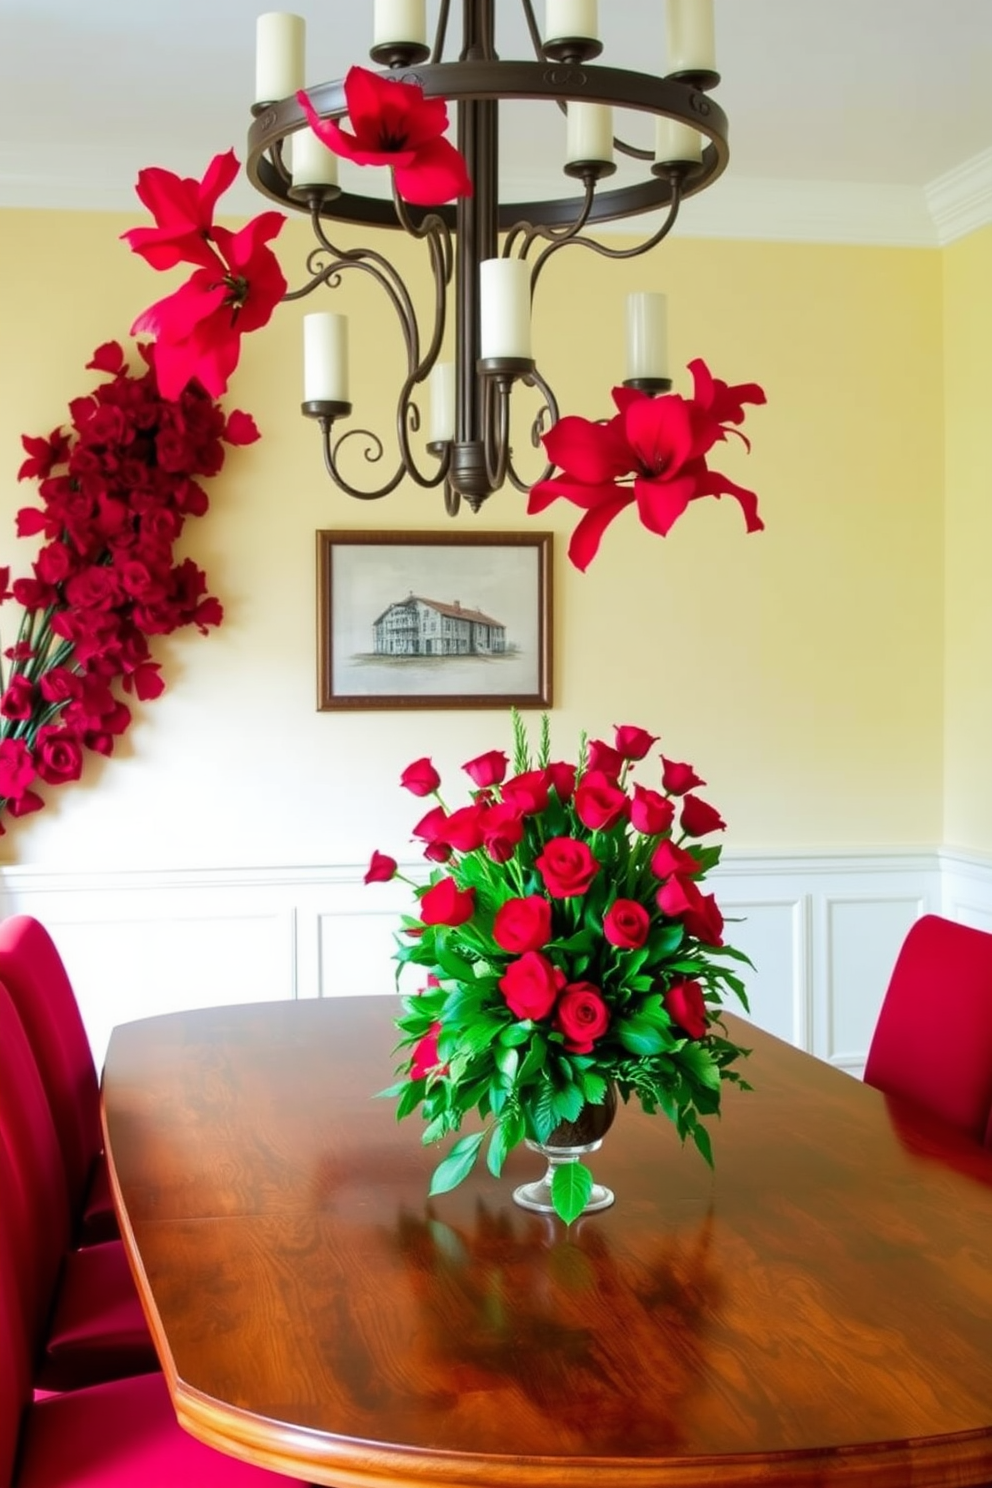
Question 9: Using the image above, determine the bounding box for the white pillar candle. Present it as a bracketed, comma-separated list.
[304, 313, 349, 403]
[374, 0, 426, 46]
[255, 13, 305, 104]
[655, 116, 703, 165]
[665, 0, 716, 73]
[290, 129, 339, 188]
[566, 103, 613, 165]
[479, 260, 532, 360]
[428, 363, 455, 443]
[545, 0, 598, 42]
[626, 293, 669, 381]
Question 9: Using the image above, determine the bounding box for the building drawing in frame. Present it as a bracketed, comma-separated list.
[373, 595, 507, 658]
[317, 530, 552, 711]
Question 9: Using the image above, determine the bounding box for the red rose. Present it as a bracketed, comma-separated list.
[650, 838, 699, 878]
[555, 982, 610, 1053]
[400, 756, 441, 796]
[481, 803, 524, 864]
[499, 951, 565, 1021]
[603, 899, 650, 950]
[501, 769, 550, 815]
[657, 875, 724, 946]
[364, 850, 397, 884]
[574, 770, 628, 832]
[493, 895, 552, 955]
[587, 739, 624, 780]
[535, 836, 601, 898]
[463, 749, 508, 788]
[410, 1022, 446, 1079]
[419, 876, 475, 927]
[412, 805, 448, 846]
[630, 785, 675, 836]
[0, 738, 36, 799]
[33, 726, 83, 786]
[680, 794, 726, 838]
[441, 804, 486, 852]
[664, 978, 708, 1039]
[0, 675, 34, 722]
[544, 760, 576, 803]
[614, 724, 658, 761]
[661, 756, 705, 795]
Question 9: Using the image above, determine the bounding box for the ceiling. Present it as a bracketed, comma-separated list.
[2, 0, 991, 245]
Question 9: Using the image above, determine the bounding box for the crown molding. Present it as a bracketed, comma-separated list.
[925, 145, 992, 245]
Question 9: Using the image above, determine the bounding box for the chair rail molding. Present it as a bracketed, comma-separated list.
[0, 847, 945, 1074]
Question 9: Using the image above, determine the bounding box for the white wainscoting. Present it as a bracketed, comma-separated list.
[0, 848, 967, 1075]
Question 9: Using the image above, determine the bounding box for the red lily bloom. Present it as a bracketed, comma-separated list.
[122, 150, 241, 272]
[131, 212, 287, 399]
[297, 67, 472, 207]
[529, 364, 765, 571]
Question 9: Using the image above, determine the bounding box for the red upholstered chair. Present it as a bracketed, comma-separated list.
[864, 914, 992, 1140]
[0, 1137, 305, 1488]
[0, 916, 117, 1245]
[0, 978, 157, 1392]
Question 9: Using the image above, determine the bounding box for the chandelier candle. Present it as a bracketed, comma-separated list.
[289, 129, 338, 191]
[665, 0, 716, 77]
[254, 11, 304, 104]
[304, 312, 349, 405]
[373, 0, 427, 48]
[545, 0, 598, 45]
[479, 259, 532, 362]
[625, 292, 669, 386]
[655, 116, 703, 166]
[428, 363, 456, 445]
[566, 103, 614, 169]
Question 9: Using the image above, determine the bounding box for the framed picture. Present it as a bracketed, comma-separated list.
[317, 530, 553, 710]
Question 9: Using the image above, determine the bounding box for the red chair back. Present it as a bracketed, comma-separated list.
[0, 977, 73, 1351]
[0, 1129, 36, 1488]
[864, 914, 992, 1139]
[0, 915, 100, 1218]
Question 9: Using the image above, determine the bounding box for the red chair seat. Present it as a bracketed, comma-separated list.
[80, 1153, 119, 1246]
[38, 1242, 156, 1394]
[864, 914, 992, 1140]
[17, 1371, 298, 1487]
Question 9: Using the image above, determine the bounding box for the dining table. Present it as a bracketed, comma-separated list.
[100, 995, 992, 1488]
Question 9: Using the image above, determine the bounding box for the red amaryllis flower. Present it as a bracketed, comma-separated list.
[680, 794, 727, 838]
[130, 209, 287, 400]
[297, 67, 472, 207]
[529, 368, 764, 571]
[364, 850, 398, 884]
[401, 756, 441, 796]
[122, 151, 241, 272]
[17, 427, 70, 482]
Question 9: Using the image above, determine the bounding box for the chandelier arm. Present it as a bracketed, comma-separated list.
[430, 0, 451, 64]
[504, 176, 597, 262]
[526, 175, 684, 293]
[394, 371, 452, 490]
[505, 369, 559, 493]
[319, 425, 409, 501]
[520, 0, 545, 61]
[481, 377, 512, 494]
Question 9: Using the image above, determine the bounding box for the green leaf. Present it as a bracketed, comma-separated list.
[551, 1161, 593, 1224]
[618, 1017, 669, 1056]
[495, 1045, 519, 1081]
[517, 1036, 547, 1083]
[691, 1121, 714, 1167]
[487, 1107, 525, 1177]
[428, 1131, 485, 1196]
[395, 1079, 425, 1120]
[498, 1021, 532, 1047]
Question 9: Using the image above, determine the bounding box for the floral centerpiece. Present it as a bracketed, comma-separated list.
[367, 713, 751, 1223]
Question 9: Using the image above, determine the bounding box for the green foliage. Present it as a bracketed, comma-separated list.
[378, 712, 753, 1225]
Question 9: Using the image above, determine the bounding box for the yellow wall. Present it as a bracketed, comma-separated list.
[0, 207, 945, 867]
[943, 223, 992, 850]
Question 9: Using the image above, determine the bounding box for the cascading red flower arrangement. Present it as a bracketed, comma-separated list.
[366, 711, 752, 1223]
[0, 340, 259, 833]
[529, 359, 767, 571]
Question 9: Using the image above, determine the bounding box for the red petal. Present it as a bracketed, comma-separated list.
[566, 491, 635, 571]
[86, 341, 126, 373]
[624, 393, 694, 475]
[342, 66, 446, 152]
[544, 413, 631, 484]
[224, 410, 260, 445]
[394, 136, 473, 204]
[633, 472, 697, 537]
[528, 476, 630, 513]
[694, 468, 765, 533]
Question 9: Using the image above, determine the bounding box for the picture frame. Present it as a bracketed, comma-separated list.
[316, 530, 553, 710]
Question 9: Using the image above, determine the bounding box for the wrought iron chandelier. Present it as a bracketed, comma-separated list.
[247, 1, 728, 514]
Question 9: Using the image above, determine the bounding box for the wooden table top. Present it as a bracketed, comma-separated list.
[101, 996, 992, 1488]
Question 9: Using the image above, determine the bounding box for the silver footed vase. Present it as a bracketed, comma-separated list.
[513, 1084, 617, 1217]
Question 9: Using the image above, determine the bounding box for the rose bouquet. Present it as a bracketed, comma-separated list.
[367, 713, 751, 1223]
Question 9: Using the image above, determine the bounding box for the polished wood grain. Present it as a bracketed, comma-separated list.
[101, 998, 992, 1488]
